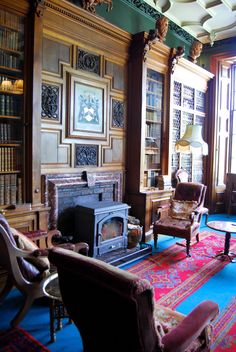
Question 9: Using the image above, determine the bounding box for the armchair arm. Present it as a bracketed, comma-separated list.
[13, 246, 47, 259]
[74, 242, 89, 256]
[162, 300, 219, 352]
[46, 229, 62, 248]
[35, 242, 89, 257]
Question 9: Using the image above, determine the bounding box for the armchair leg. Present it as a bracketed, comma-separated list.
[196, 233, 199, 242]
[186, 240, 191, 257]
[204, 212, 209, 225]
[153, 233, 158, 249]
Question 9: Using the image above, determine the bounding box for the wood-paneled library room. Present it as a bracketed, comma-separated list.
[0, 0, 236, 351]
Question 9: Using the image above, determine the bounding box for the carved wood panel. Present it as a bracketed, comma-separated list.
[41, 3, 130, 173]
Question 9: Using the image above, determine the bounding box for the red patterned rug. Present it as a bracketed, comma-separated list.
[128, 231, 236, 308]
[0, 327, 50, 352]
[127, 231, 236, 351]
[212, 296, 236, 351]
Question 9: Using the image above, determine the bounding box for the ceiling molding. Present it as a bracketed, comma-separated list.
[124, 0, 196, 43]
[142, 0, 236, 44]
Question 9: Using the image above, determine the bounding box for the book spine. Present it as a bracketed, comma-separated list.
[17, 176, 22, 204]
[0, 174, 4, 205]
[10, 173, 17, 204]
[4, 174, 10, 204]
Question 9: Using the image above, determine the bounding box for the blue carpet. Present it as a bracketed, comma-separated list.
[0, 213, 236, 351]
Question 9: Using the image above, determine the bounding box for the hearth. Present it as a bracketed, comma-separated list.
[75, 200, 152, 265]
[42, 172, 152, 266]
[75, 201, 130, 257]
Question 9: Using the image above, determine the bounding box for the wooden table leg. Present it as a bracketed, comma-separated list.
[50, 299, 56, 343]
[215, 232, 236, 262]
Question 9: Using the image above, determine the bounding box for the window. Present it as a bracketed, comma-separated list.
[230, 64, 236, 173]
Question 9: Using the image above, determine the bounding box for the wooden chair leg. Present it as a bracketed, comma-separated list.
[204, 212, 209, 225]
[186, 239, 191, 257]
[153, 233, 158, 248]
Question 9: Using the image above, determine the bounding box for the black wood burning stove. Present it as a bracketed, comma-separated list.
[75, 201, 130, 257]
[75, 201, 152, 265]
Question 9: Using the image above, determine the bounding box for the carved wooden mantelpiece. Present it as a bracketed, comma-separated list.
[41, 171, 123, 230]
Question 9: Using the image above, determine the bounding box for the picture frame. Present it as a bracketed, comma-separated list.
[68, 73, 109, 140]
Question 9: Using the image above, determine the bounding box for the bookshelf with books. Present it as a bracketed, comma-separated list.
[0, 6, 24, 207]
[126, 32, 173, 240]
[170, 57, 214, 184]
[145, 68, 163, 185]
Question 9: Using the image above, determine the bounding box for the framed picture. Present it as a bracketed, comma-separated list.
[68, 73, 109, 140]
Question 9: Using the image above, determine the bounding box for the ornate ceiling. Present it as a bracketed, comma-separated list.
[143, 0, 236, 44]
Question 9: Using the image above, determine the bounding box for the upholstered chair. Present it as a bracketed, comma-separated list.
[175, 167, 189, 184]
[0, 214, 88, 327]
[49, 247, 219, 352]
[153, 182, 208, 256]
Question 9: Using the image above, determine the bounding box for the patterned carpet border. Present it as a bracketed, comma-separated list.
[127, 231, 236, 309]
[212, 296, 236, 351]
[0, 327, 50, 352]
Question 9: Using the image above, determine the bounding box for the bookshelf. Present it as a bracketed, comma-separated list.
[145, 69, 163, 187]
[170, 58, 214, 184]
[0, 7, 24, 206]
[126, 32, 173, 240]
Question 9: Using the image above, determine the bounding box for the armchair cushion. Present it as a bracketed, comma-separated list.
[0, 215, 42, 282]
[155, 217, 200, 237]
[11, 228, 50, 273]
[170, 200, 198, 220]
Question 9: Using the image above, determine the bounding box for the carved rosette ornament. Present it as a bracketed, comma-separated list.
[82, 0, 113, 13]
[188, 41, 203, 64]
[143, 16, 169, 62]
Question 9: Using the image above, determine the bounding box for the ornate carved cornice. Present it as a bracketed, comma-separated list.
[44, 0, 131, 44]
[124, 0, 195, 44]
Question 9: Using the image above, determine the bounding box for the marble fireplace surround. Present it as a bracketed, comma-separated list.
[41, 171, 124, 232]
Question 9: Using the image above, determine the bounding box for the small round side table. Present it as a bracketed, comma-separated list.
[207, 221, 236, 262]
[44, 273, 71, 343]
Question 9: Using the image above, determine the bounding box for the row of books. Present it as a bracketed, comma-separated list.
[0, 94, 22, 116]
[0, 28, 23, 52]
[146, 110, 162, 122]
[143, 170, 160, 188]
[146, 92, 162, 110]
[145, 123, 161, 139]
[0, 123, 21, 143]
[0, 174, 22, 205]
[146, 79, 163, 93]
[0, 147, 21, 172]
[0, 50, 23, 70]
[0, 10, 22, 31]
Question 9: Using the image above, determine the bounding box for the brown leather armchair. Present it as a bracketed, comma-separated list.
[153, 182, 207, 257]
[49, 247, 219, 352]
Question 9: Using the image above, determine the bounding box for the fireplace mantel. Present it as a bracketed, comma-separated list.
[41, 171, 124, 230]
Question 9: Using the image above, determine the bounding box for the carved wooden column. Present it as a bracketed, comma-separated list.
[25, 0, 45, 206]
